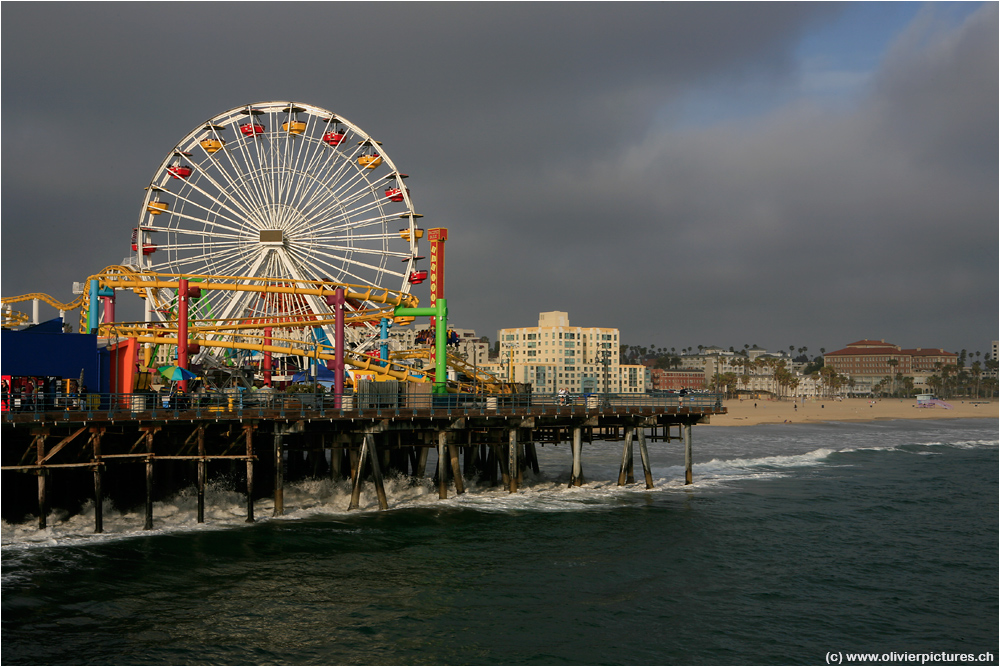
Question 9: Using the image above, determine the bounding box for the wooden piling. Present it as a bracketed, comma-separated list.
[570, 426, 584, 487]
[684, 423, 693, 485]
[196, 425, 206, 523]
[617, 427, 634, 486]
[448, 443, 464, 494]
[508, 429, 518, 493]
[637, 427, 654, 489]
[91, 428, 104, 533]
[367, 434, 389, 510]
[36, 434, 47, 529]
[415, 446, 429, 477]
[143, 428, 155, 530]
[525, 442, 540, 475]
[273, 430, 284, 517]
[494, 443, 509, 488]
[244, 425, 254, 523]
[626, 428, 635, 484]
[348, 438, 367, 510]
[437, 431, 448, 499]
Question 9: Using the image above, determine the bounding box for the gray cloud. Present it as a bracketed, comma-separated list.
[2, 3, 995, 355]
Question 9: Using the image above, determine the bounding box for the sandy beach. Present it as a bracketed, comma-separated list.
[707, 397, 999, 426]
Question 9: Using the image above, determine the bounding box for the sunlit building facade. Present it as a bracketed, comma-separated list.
[498, 312, 621, 393]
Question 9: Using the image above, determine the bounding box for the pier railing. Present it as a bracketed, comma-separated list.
[1, 390, 723, 423]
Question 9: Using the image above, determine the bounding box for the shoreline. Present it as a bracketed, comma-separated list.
[706, 397, 998, 427]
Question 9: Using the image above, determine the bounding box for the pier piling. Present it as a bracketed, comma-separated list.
[273, 430, 284, 517]
[437, 431, 448, 499]
[637, 427, 653, 489]
[367, 434, 389, 510]
[196, 426, 206, 523]
[570, 426, 584, 487]
[508, 429, 518, 493]
[684, 424, 693, 485]
[244, 425, 254, 523]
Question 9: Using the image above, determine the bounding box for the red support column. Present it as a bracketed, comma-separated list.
[333, 288, 345, 408]
[178, 279, 189, 392]
[101, 295, 116, 324]
[427, 228, 447, 371]
[263, 327, 273, 388]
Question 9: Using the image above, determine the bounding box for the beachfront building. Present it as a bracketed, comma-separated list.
[823, 339, 957, 395]
[498, 311, 620, 394]
[650, 369, 707, 391]
[620, 363, 649, 393]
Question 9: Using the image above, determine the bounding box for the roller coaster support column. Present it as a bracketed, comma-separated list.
[263, 327, 273, 388]
[87, 280, 115, 334]
[176, 280, 202, 392]
[428, 228, 447, 369]
[380, 318, 391, 362]
[101, 293, 115, 325]
[178, 279, 190, 392]
[332, 288, 346, 407]
[393, 299, 448, 395]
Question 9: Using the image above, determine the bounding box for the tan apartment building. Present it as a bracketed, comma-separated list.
[498, 311, 624, 394]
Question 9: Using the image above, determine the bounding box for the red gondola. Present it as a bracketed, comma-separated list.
[323, 131, 345, 146]
[167, 165, 193, 179]
[408, 269, 428, 285]
[384, 186, 410, 202]
[131, 228, 156, 255]
[240, 123, 265, 136]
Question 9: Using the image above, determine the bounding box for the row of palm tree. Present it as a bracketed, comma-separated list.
[711, 357, 848, 399]
[923, 360, 997, 398]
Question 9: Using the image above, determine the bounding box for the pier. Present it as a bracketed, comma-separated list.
[1, 390, 724, 530]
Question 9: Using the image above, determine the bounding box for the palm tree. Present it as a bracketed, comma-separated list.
[887, 358, 898, 395]
[971, 361, 983, 398]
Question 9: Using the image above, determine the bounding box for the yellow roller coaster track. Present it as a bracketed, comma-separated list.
[0, 266, 419, 332]
[390, 349, 512, 393]
[3, 267, 517, 393]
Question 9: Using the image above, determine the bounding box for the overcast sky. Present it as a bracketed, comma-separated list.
[2, 2, 996, 356]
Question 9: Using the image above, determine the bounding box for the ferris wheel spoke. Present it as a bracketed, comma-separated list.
[167, 183, 261, 235]
[161, 208, 250, 239]
[310, 209, 397, 236]
[211, 137, 274, 216]
[292, 244, 401, 281]
[309, 231, 397, 243]
[229, 127, 275, 214]
[285, 167, 370, 228]
[161, 225, 245, 242]
[157, 241, 242, 254]
[287, 248, 381, 290]
[183, 159, 264, 223]
[305, 243, 405, 262]
[303, 176, 388, 225]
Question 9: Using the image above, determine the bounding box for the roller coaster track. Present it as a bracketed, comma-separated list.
[3, 268, 517, 393]
[390, 349, 513, 393]
[109, 327, 499, 394]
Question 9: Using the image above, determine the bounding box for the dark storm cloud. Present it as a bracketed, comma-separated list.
[2, 3, 995, 355]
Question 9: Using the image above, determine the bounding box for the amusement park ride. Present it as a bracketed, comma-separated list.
[2, 102, 511, 397]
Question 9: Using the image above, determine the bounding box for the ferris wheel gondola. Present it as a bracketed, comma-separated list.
[135, 101, 422, 355]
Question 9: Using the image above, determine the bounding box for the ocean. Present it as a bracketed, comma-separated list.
[2, 418, 997, 665]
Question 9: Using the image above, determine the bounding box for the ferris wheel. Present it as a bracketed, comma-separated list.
[134, 101, 424, 348]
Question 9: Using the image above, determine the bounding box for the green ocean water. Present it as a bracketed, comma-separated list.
[2, 419, 997, 665]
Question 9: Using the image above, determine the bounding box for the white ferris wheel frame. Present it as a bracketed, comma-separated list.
[134, 101, 421, 355]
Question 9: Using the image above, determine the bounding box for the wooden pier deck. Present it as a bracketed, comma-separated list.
[2, 392, 725, 530]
